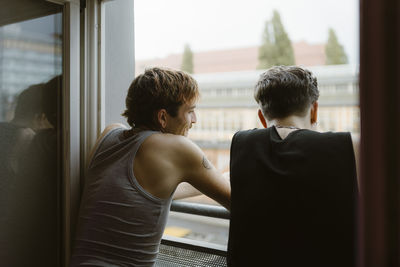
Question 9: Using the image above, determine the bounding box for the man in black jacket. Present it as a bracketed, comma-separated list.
[227, 66, 359, 267]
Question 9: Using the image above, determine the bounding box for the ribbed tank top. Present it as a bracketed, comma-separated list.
[228, 127, 358, 267]
[71, 128, 173, 267]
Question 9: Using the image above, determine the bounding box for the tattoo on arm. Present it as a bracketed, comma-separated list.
[202, 156, 212, 170]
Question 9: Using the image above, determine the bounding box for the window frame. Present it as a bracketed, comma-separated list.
[60, 1, 81, 266]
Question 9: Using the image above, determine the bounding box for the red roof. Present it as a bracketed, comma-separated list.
[136, 41, 326, 75]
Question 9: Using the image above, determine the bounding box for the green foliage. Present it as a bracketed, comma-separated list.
[181, 44, 194, 73]
[325, 28, 348, 65]
[258, 10, 295, 69]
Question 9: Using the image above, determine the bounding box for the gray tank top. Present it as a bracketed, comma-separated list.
[71, 128, 173, 267]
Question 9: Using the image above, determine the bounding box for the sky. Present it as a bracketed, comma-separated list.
[134, 0, 359, 64]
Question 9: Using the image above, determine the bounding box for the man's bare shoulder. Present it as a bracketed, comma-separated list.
[145, 133, 193, 149]
[136, 133, 201, 184]
[143, 133, 201, 164]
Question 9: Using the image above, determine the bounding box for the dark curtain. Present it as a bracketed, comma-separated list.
[359, 0, 400, 266]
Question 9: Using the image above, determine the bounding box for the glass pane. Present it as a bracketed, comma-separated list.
[104, 0, 135, 126]
[135, 0, 359, 246]
[0, 11, 63, 267]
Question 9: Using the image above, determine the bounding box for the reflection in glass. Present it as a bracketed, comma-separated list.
[0, 13, 62, 267]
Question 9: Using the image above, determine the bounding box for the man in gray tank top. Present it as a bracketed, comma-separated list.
[71, 68, 230, 267]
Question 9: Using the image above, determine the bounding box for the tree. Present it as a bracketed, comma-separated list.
[325, 28, 348, 65]
[258, 10, 295, 69]
[181, 44, 194, 73]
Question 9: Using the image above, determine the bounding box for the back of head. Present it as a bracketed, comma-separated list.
[42, 75, 61, 127]
[13, 83, 44, 123]
[254, 66, 319, 120]
[122, 67, 199, 130]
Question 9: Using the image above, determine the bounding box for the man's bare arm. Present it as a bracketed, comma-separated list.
[174, 172, 230, 200]
[173, 182, 202, 200]
[178, 158, 231, 201]
[173, 137, 231, 210]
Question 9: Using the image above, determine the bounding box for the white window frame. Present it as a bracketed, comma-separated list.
[62, 1, 134, 265]
[62, 0, 108, 265]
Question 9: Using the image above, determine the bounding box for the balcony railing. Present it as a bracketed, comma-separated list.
[156, 201, 230, 267]
[170, 200, 230, 219]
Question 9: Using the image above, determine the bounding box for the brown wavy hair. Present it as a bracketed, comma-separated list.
[122, 67, 199, 130]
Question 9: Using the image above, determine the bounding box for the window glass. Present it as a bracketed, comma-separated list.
[104, 0, 135, 126]
[135, 0, 359, 246]
[0, 11, 62, 266]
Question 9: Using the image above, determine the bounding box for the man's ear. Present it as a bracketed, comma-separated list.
[310, 101, 318, 125]
[258, 109, 267, 128]
[157, 109, 168, 129]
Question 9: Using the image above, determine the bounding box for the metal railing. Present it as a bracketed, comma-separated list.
[170, 201, 230, 219]
[156, 201, 230, 266]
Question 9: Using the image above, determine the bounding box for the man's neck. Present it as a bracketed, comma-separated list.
[268, 115, 312, 130]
